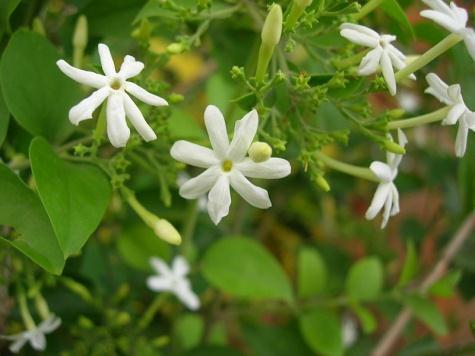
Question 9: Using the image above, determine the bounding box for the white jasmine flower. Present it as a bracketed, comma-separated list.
[421, 0, 475, 60]
[425, 73, 475, 157]
[1, 315, 61, 353]
[365, 129, 407, 229]
[170, 105, 291, 225]
[340, 23, 415, 96]
[147, 256, 200, 310]
[57, 43, 168, 148]
[177, 172, 207, 211]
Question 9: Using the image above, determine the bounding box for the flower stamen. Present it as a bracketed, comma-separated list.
[221, 160, 233, 172]
[109, 77, 122, 90]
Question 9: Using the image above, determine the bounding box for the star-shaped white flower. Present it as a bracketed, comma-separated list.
[0, 315, 61, 353]
[425, 73, 475, 157]
[170, 105, 291, 225]
[57, 43, 168, 148]
[421, 0, 475, 60]
[146, 256, 200, 310]
[365, 129, 407, 229]
[340, 23, 414, 96]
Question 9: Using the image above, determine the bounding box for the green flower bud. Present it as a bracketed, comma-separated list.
[261, 4, 283, 46]
[32, 18, 46, 36]
[73, 15, 88, 49]
[168, 93, 184, 104]
[295, 0, 313, 6]
[154, 219, 182, 245]
[388, 109, 405, 119]
[167, 43, 185, 54]
[384, 140, 406, 155]
[315, 175, 331, 192]
[248, 142, 272, 163]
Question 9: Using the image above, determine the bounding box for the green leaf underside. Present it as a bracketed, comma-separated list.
[299, 307, 343, 356]
[201, 237, 293, 302]
[0, 164, 64, 274]
[30, 137, 111, 257]
[0, 30, 81, 142]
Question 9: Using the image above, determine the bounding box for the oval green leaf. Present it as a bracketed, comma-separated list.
[297, 247, 327, 298]
[346, 257, 383, 301]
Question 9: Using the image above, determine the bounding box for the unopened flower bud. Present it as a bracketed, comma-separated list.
[154, 219, 182, 245]
[315, 175, 330, 192]
[73, 15, 88, 49]
[167, 43, 185, 54]
[32, 18, 46, 36]
[261, 4, 283, 46]
[295, 0, 313, 6]
[62, 277, 94, 303]
[387, 109, 405, 119]
[249, 142, 272, 163]
[384, 140, 406, 155]
[168, 93, 184, 104]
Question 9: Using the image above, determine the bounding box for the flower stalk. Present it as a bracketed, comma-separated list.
[285, 0, 313, 31]
[17, 286, 36, 331]
[315, 151, 379, 182]
[72, 15, 88, 68]
[353, 0, 382, 21]
[395, 33, 463, 82]
[387, 106, 451, 130]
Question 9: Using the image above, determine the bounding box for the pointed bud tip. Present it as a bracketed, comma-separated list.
[261, 4, 283, 46]
[384, 140, 406, 155]
[154, 219, 182, 245]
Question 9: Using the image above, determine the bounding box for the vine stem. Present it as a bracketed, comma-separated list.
[315, 151, 379, 182]
[353, 0, 383, 21]
[387, 106, 451, 130]
[372, 212, 475, 356]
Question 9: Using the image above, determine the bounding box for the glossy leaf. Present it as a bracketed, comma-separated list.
[297, 247, 327, 298]
[0, 0, 21, 39]
[0, 30, 81, 142]
[30, 137, 111, 257]
[299, 307, 343, 356]
[201, 237, 293, 302]
[346, 257, 383, 301]
[0, 164, 64, 274]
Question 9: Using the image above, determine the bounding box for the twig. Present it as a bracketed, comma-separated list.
[372, 212, 475, 356]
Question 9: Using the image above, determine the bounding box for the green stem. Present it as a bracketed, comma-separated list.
[120, 187, 158, 227]
[284, 2, 304, 31]
[181, 200, 199, 261]
[315, 151, 379, 182]
[353, 0, 383, 20]
[34, 293, 51, 320]
[17, 284, 36, 330]
[334, 49, 369, 69]
[255, 42, 274, 82]
[138, 294, 166, 331]
[387, 106, 450, 130]
[395, 33, 463, 82]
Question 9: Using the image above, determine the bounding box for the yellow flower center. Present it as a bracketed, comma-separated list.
[110, 78, 122, 90]
[221, 160, 233, 172]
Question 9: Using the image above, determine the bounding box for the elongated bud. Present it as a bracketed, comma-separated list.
[387, 108, 405, 119]
[154, 219, 182, 245]
[62, 277, 94, 303]
[167, 43, 185, 54]
[73, 15, 88, 49]
[249, 142, 272, 163]
[315, 175, 331, 192]
[384, 140, 406, 155]
[261, 4, 283, 46]
[32, 17, 46, 36]
[285, 0, 313, 31]
[34, 294, 51, 320]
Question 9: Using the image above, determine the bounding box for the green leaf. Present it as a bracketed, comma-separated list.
[351, 303, 377, 334]
[299, 307, 343, 356]
[116, 224, 171, 271]
[182, 346, 243, 356]
[174, 314, 204, 351]
[297, 247, 327, 298]
[0, 85, 9, 147]
[380, 0, 415, 39]
[405, 296, 448, 335]
[397, 241, 418, 287]
[168, 109, 206, 141]
[0, 30, 81, 142]
[0, 164, 64, 274]
[206, 73, 235, 114]
[233, 93, 258, 111]
[30, 137, 111, 257]
[201, 237, 293, 302]
[429, 270, 462, 297]
[0, 0, 21, 39]
[346, 257, 383, 301]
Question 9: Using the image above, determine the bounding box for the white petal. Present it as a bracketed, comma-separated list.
[365, 183, 392, 220]
[172, 256, 190, 277]
[56, 60, 108, 88]
[369, 161, 393, 182]
[390, 184, 400, 216]
[340, 23, 380, 44]
[30, 332, 46, 351]
[442, 104, 466, 125]
[450, 2, 468, 25]
[340, 29, 379, 48]
[425, 73, 451, 105]
[147, 276, 172, 291]
[420, 9, 461, 32]
[380, 187, 393, 229]
[171, 141, 218, 168]
[358, 47, 382, 76]
[455, 118, 469, 157]
[118, 55, 144, 80]
[69, 87, 109, 125]
[98, 43, 116, 77]
[207, 175, 231, 225]
[447, 84, 462, 103]
[463, 29, 475, 61]
[380, 50, 396, 96]
[204, 105, 229, 158]
[150, 257, 171, 275]
[227, 109, 258, 161]
[179, 166, 220, 199]
[125, 82, 168, 106]
[422, 0, 453, 14]
[38, 316, 61, 334]
[122, 93, 156, 142]
[106, 93, 130, 147]
[235, 158, 291, 179]
[229, 170, 271, 209]
[174, 281, 200, 310]
[398, 128, 408, 147]
[9, 335, 28, 353]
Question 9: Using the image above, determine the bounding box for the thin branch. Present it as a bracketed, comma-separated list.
[372, 211, 475, 356]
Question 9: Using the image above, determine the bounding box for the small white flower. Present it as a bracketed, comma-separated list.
[177, 172, 208, 211]
[342, 315, 358, 348]
[365, 129, 407, 229]
[0, 315, 61, 353]
[340, 23, 415, 96]
[421, 0, 475, 60]
[425, 73, 475, 157]
[147, 256, 200, 310]
[170, 105, 291, 225]
[57, 43, 168, 148]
